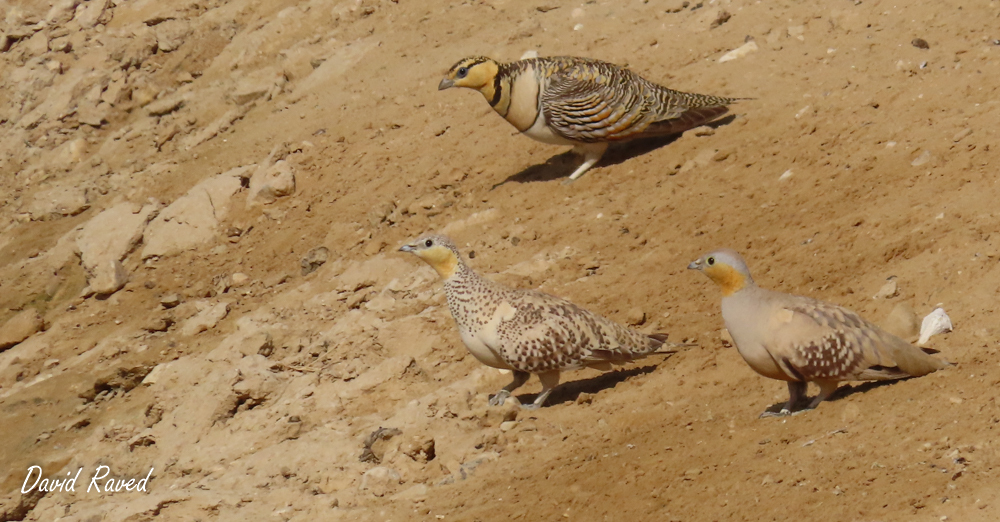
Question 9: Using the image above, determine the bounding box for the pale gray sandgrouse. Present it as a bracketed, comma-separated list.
[688, 249, 951, 417]
[400, 234, 684, 409]
[438, 55, 743, 182]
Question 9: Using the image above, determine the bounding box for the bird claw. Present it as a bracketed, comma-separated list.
[518, 402, 541, 411]
[759, 408, 792, 419]
[561, 177, 575, 186]
[489, 390, 511, 407]
[759, 407, 807, 419]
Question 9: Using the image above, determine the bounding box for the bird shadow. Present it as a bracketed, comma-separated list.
[759, 378, 913, 416]
[516, 364, 662, 408]
[492, 114, 737, 187]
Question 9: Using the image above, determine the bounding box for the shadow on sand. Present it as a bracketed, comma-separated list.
[493, 115, 737, 187]
[513, 362, 669, 408]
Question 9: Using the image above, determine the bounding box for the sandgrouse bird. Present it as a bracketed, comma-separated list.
[688, 249, 950, 417]
[438, 55, 742, 182]
[400, 234, 683, 409]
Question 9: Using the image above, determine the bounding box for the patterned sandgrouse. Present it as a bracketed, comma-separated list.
[688, 249, 951, 417]
[438, 55, 742, 182]
[400, 233, 683, 409]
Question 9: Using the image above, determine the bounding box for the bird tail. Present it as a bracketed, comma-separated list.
[638, 106, 731, 138]
[648, 333, 697, 354]
[890, 339, 952, 377]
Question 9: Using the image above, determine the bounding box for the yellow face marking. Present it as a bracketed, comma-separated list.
[702, 264, 748, 297]
[412, 245, 459, 279]
[444, 59, 499, 94]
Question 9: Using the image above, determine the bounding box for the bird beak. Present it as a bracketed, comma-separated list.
[399, 244, 415, 253]
[438, 78, 455, 90]
[687, 260, 701, 270]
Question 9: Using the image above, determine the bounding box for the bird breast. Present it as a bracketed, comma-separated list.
[459, 329, 513, 370]
[503, 64, 543, 132]
[721, 296, 792, 381]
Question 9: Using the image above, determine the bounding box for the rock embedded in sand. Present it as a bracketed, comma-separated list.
[0, 309, 45, 350]
[360, 467, 402, 497]
[301, 246, 330, 276]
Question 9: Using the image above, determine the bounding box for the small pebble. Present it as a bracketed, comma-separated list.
[912, 38, 930, 49]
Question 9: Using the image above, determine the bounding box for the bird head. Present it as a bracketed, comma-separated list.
[687, 248, 754, 296]
[438, 56, 500, 93]
[399, 234, 463, 279]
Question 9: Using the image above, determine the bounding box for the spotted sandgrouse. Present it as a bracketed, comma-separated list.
[688, 249, 951, 416]
[439, 55, 742, 182]
[400, 234, 683, 409]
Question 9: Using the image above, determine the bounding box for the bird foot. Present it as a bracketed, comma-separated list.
[489, 390, 512, 407]
[560, 177, 576, 186]
[759, 407, 808, 419]
[518, 402, 542, 411]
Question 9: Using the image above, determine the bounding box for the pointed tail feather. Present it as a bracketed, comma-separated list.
[888, 338, 952, 377]
[648, 333, 697, 354]
[637, 106, 731, 138]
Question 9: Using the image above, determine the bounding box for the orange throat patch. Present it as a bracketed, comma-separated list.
[705, 265, 747, 297]
[417, 246, 460, 279]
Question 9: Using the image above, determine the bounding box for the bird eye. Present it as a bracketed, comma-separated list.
[424, 239, 434, 247]
[707, 257, 715, 266]
[456, 66, 469, 78]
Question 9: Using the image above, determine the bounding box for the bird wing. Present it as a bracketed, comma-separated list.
[540, 61, 662, 142]
[769, 295, 945, 382]
[540, 59, 736, 142]
[495, 290, 660, 373]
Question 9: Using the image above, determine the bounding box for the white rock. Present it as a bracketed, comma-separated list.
[77, 202, 158, 288]
[153, 19, 189, 53]
[46, 0, 80, 25]
[873, 279, 899, 300]
[911, 150, 932, 167]
[76, 0, 109, 28]
[141, 362, 173, 386]
[719, 40, 759, 63]
[142, 168, 249, 258]
[918, 308, 952, 345]
[89, 259, 129, 295]
[778, 169, 794, 181]
[519, 50, 539, 60]
[180, 302, 231, 336]
[0, 309, 45, 350]
[26, 186, 89, 220]
[231, 273, 250, 286]
[360, 467, 401, 497]
[391, 484, 428, 502]
[246, 161, 295, 207]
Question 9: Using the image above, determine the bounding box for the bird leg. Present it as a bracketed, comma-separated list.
[808, 380, 840, 409]
[489, 370, 530, 407]
[564, 142, 609, 183]
[760, 381, 808, 418]
[519, 370, 561, 410]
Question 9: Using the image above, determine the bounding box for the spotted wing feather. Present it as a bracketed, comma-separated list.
[775, 297, 947, 382]
[495, 290, 661, 373]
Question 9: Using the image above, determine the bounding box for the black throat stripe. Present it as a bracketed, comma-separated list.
[489, 72, 503, 107]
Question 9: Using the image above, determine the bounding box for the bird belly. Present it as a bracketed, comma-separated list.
[732, 338, 793, 382]
[723, 300, 794, 381]
[459, 330, 512, 370]
[522, 112, 578, 146]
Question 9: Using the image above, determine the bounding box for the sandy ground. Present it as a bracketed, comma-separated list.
[1, 0, 1000, 520]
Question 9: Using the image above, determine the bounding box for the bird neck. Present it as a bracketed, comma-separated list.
[480, 66, 510, 118]
[711, 267, 754, 297]
[443, 262, 493, 303]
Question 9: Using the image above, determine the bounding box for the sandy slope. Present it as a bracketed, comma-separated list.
[1, 0, 999, 520]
